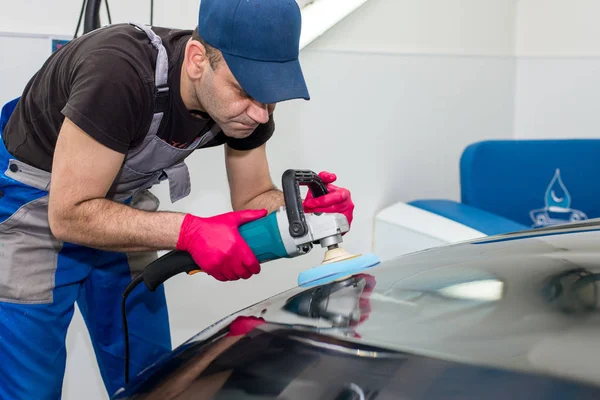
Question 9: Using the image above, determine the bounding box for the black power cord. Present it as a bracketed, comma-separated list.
[73, 0, 87, 38]
[105, 0, 112, 25]
[121, 274, 145, 384]
[119, 250, 203, 384]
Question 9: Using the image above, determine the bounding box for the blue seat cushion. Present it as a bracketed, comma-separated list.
[408, 199, 528, 236]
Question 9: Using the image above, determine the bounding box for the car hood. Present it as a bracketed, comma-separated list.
[114, 221, 600, 399]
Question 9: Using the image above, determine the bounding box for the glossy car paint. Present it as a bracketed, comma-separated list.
[114, 220, 600, 399]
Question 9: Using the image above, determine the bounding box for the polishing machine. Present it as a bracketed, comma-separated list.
[121, 169, 354, 382]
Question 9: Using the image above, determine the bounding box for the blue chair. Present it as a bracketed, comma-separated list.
[411, 139, 600, 234]
[373, 139, 600, 259]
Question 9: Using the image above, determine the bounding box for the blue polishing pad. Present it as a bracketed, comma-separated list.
[298, 253, 380, 287]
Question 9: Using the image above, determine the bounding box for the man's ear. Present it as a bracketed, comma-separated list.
[184, 40, 208, 80]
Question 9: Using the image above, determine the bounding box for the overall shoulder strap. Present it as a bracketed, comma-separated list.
[128, 22, 169, 135]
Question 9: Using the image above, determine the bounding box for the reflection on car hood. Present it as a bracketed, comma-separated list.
[114, 222, 600, 398]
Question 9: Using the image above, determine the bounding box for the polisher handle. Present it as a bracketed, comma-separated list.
[282, 169, 328, 239]
[141, 250, 201, 292]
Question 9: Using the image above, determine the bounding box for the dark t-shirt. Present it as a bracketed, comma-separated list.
[3, 23, 274, 172]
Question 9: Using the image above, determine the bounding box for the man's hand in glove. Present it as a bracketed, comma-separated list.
[176, 209, 268, 281]
[303, 171, 355, 230]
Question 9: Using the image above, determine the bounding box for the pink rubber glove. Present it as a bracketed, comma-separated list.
[349, 273, 376, 338]
[303, 171, 355, 228]
[226, 316, 266, 337]
[350, 274, 376, 327]
[176, 209, 268, 281]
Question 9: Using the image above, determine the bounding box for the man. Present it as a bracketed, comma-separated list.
[0, 0, 354, 398]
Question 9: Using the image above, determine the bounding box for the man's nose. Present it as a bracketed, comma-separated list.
[247, 101, 270, 125]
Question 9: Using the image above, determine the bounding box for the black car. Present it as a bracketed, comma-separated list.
[113, 220, 600, 399]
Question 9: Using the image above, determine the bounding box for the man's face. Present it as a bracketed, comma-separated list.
[195, 58, 276, 139]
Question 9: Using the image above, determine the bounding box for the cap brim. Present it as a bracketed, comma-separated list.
[222, 53, 310, 104]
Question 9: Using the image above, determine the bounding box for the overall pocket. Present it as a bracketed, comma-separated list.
[0, 174, 61, 304]
[0, 173, 47, 224]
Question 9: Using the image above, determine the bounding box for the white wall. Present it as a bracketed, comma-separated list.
[0, 0, 518, 399]
[0, 33, 70, 107]
[310, 0, 517, 55]
[516, 0, 600, 57]
[514, 57, 600, 139]
[514, 0, 600, 139]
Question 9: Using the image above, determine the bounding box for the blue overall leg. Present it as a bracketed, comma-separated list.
[0, 170, 172, 399]
[77, 250, 172, 396]
[0, 177, 92, 399]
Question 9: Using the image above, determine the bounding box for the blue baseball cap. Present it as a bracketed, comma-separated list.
[198, 0, 310, 104]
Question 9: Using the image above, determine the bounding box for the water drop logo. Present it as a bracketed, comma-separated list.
[529, 169, 587, 228]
